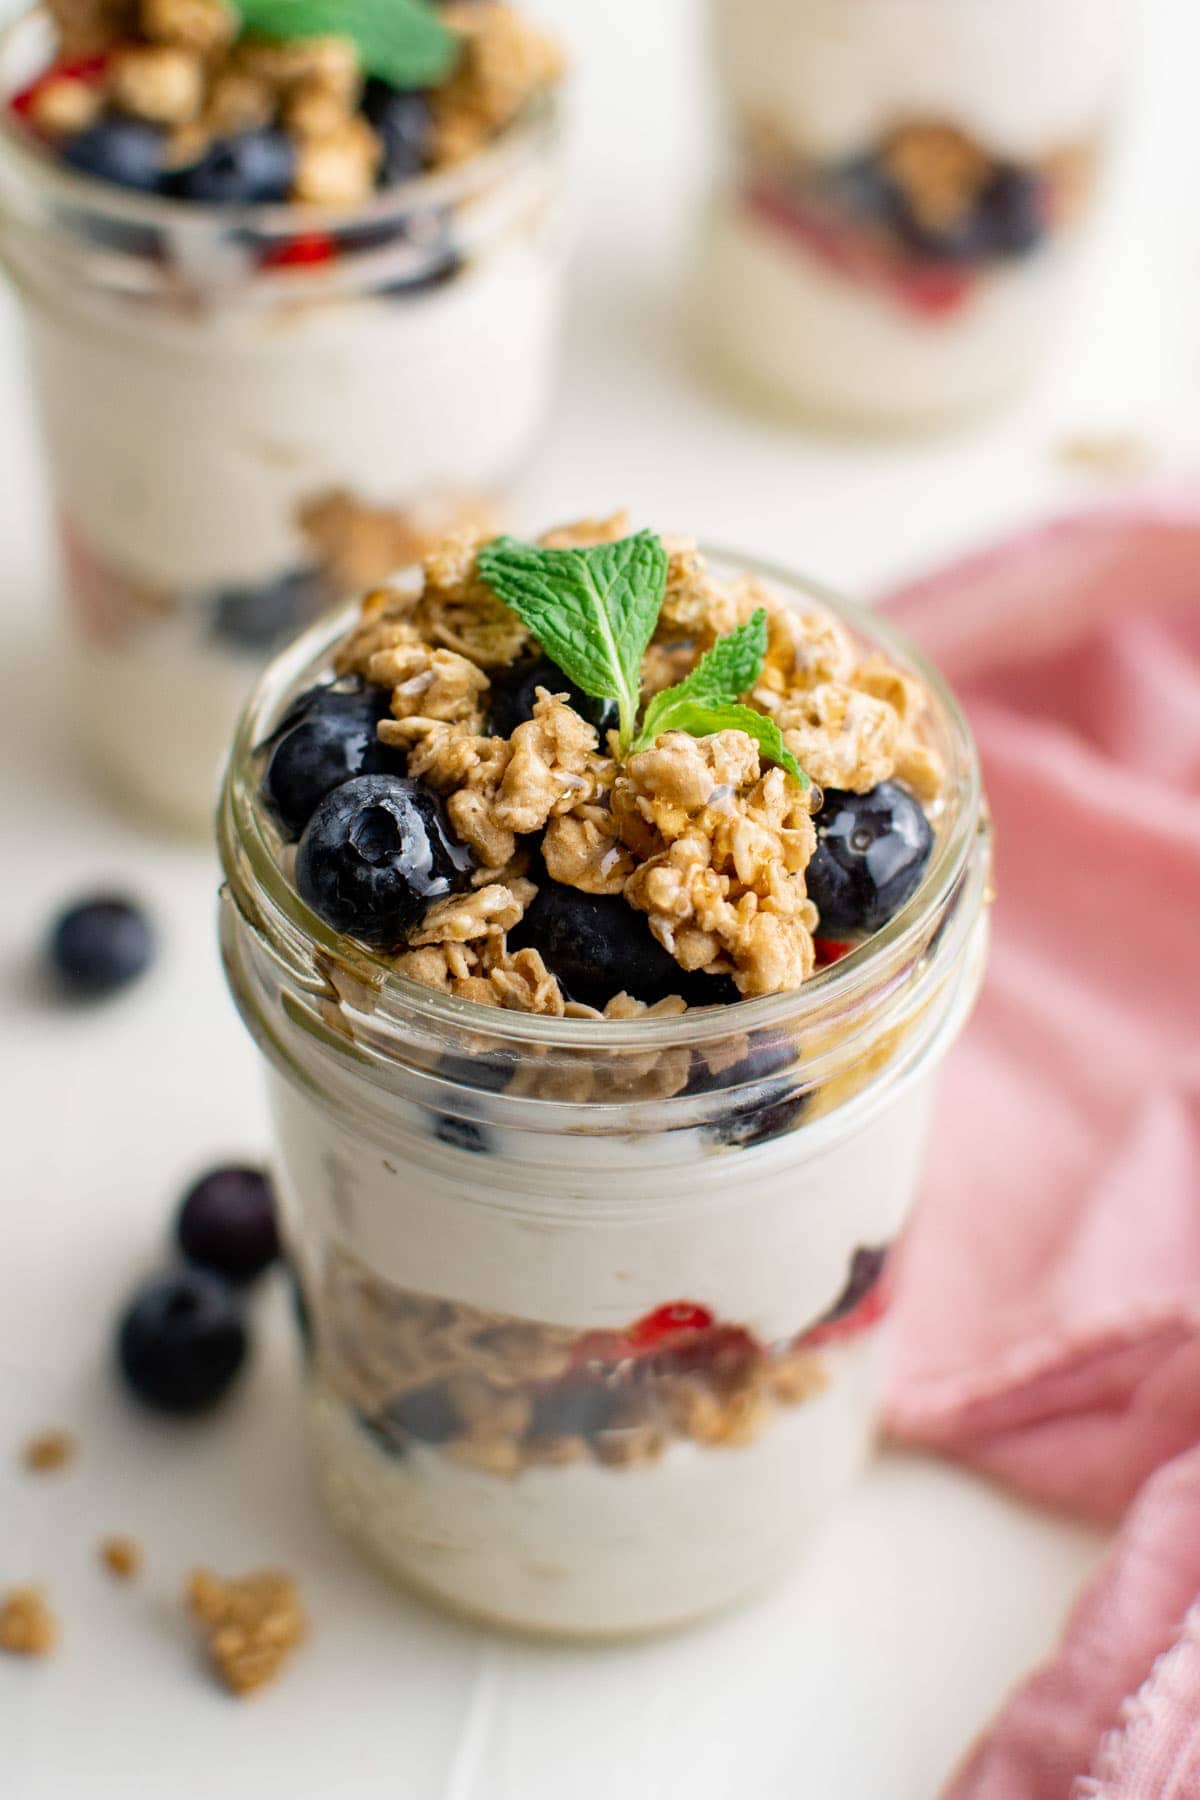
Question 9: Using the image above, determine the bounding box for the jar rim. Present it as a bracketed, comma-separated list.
[219, 544, 986, 1056]
[0, 4, 564, 245]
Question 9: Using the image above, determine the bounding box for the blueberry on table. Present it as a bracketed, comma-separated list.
[805, 781, 933, 939]
[61, 119, 167, 193]
[168, 128, 295, 205]
[362, 78, 433, 184]
[295, 774, 473, 947]
[261, 680, 402, 840]
[48, 896, 155, 998]
[487, 655, 620, 740]
[116, 1270, 248, 1414]
[508, 877, 726, 1010]
[177, 1166, 279, 1286]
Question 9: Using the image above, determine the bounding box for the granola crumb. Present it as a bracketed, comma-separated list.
[187, 1568, 307, 1697]
[1055, 432, 1153, 478]
[22, 1429, 77, 1475]
[99, 1535, 143, 1581]
[0, 1587, 58, 1657]
[109, 42, 206, 127]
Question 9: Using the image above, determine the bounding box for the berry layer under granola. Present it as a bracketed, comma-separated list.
[259, 513, 944, 1012]
[13, 0, 562, 210]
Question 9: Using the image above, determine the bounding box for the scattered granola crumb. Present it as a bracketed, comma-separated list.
[22, 1429, 77, 1475]
[1055, 433, 1153, 478]
[99, 1535, 143, 1581]
[0, 1587, 58, 1657]
[187, 1568, 307, 1696]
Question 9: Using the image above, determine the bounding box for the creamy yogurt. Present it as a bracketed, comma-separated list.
[697, 192, 1086, 431]
[261, 1017, 964, 1635]
[33, 239, 563, 829]
[311, 1337, 882, 1637]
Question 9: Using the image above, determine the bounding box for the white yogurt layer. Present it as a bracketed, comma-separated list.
[28, 242, 561, 593]
[266, 1057, 938, 1344]
[263, 1045, 947, 1635]
[311, 1336, 882, 1637]
[697, 194, 1084, 429]
[711, 0, 1132, 162]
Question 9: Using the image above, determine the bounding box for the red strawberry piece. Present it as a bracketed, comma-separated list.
[744, 180, 976, 321]
[261, 232, 337, 271]
[12, 54, 108, 121]
[889, 261, 975, 319]
[813, 937, 856, 966]
[628, 1301, 715, 1353]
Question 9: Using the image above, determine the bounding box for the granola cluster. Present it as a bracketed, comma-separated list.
[187, 1566, 306, 1696]
[35, 0, 562, 205]
[322, 515, 942, 1005]
[321, 1251, 830, 1475]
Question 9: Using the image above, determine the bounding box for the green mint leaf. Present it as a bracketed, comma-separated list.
[635, 696, 808, 785]
[476, 531, 668, 751]
[633, 609, 768, 748]
[677, 608, 768, 705]
[234, 0, 458, 88]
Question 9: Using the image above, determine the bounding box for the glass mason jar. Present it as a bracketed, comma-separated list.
[697, 0, 1132, 431]
[218, 553, 991, 1639]
[0, 6, 567, 833]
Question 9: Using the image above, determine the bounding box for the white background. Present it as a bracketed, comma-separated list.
[3, 1, 1196, 1793]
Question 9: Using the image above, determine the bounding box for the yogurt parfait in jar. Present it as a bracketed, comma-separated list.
[0, 0, 567, 829]
[700, 0, 1131, 430]
[219, 511, 990, 1637]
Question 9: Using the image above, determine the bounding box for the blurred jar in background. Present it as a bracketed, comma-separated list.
[698, 0, 1132, 431]
[0, 5, 568, 833]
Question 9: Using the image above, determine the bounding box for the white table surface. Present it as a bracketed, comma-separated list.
[4, 0, 1196, 1792]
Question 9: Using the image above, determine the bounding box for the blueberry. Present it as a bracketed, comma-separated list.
[978, 167, 1044, 258]
[362, 78, 433, 184]
[507, 878, 702, 1010]
[531, 1379, 617, 1440]
[211, 565, 326, 654]
[389, 1383, 460, 1444]
[61, 118, 167, 194]
[817, 1245, 888, 1326]
[433, 1113, 492, 1155]
[691, 1038, 810, 1148]
[168, 129, 295, 205]
[805, 781, 933, 938]
[296, 774, 473, 947]
[261, 680, 402, 840]
[48, 896, 155, 998]
[176, 1165, 279, 1285]
[488, 655, 620, 739]
[116, 1270, 248, 1414]
[824, 154, 900, 225]
[376, 245, 462, 298]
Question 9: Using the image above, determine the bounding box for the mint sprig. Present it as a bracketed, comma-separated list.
[633, 610, 806, 781]
[476, 532, 667, 753]
[234, 0, 459, 89]
[475, 534, 808, 783]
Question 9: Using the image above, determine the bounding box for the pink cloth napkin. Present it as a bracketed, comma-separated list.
[876, 494, 1200, 1798]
